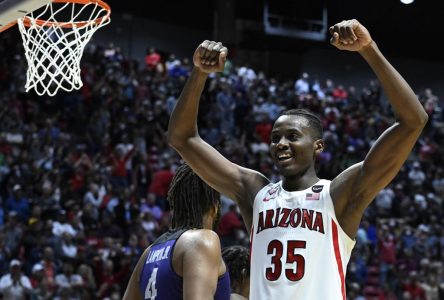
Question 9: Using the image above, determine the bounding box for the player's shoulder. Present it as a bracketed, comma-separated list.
[180, 229, 221, 252]
[330, 162, 363, 198]
[239, 167, 270, 192]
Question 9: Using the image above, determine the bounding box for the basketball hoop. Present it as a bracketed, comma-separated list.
[16, 0, 111, 96]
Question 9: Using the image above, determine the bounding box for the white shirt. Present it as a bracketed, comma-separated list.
[52, 221, 77, 237]
[250, 180, 355, 300]
[294, 78, 310, 95]
[0, 273, 32, 300]
[62, 243, 78, 258]
[376, 188, 395, 210]
[55, 273, 83, 288]
[408, 169, 426, 186]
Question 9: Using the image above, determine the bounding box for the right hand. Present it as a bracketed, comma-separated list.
[329, 19, 372, 52]
[193, 40, 228, 73]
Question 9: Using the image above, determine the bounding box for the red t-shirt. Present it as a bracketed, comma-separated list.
[404, 283, 426, 300]
[70, 173, 84, 192]
[110, 149, 134, 177]
[332, 88, 348, 100]
[149, 170, 174, 198]
[378, 236, 397, 264]
[218, 211, 243, 236]
[145, 53, 161, 70]
[255, 122, 272, 144]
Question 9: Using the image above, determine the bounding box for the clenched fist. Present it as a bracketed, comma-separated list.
[329, 19, 373, 52]
[193, 40, 228, 74]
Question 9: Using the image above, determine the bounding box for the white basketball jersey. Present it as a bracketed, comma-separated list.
[250, 179, 355, 300]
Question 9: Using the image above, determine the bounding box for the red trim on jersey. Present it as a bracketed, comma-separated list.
[250, 224, 254, 265]
[332, 220, 346, 300]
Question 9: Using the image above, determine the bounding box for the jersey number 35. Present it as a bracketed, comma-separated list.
[266, 240, 306, 281]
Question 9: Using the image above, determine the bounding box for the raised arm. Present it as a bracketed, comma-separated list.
[167, 41, 268, 226]
[329, 20, 429, 237]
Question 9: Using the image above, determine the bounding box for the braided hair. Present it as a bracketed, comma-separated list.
[168, 163, 220, 229]
[222, 246, 250, 293]
[279, 109, 323, 140]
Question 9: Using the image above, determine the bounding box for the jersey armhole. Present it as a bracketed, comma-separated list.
[168, 228, 190, 280]
[324, 180, 356, 247]
[252, 182, 276, 206]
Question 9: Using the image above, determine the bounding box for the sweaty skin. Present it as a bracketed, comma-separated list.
[123, 206, 227, 300]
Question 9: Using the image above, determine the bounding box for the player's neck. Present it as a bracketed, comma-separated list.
[282, 169, 320, 192]
[202, 214, 214, 230]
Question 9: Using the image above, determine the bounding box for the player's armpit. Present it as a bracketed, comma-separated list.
[122, 247, 151, 300]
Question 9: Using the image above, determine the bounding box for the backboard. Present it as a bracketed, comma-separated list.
[0, 0, 53, 32]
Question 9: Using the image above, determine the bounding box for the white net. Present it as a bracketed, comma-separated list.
[17, 0, 110, 96]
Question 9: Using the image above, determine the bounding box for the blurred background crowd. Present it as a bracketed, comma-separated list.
[0, 29, 443, 299]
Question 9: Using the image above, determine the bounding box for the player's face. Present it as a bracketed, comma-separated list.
[270, 115, 317, 177]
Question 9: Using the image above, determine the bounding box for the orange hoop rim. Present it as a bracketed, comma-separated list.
[21, 0, 111, 29]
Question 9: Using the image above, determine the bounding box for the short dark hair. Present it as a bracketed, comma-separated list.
[279, 109, 323, 140]
[168, 163, 220, 229]
[222, 246, 250, 289]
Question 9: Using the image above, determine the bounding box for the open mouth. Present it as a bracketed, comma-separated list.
[277, 153, 294, 162]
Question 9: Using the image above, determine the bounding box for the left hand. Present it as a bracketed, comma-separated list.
[329, 19, 372, 52]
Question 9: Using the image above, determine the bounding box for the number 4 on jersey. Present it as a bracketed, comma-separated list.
[145, 267, 158, 299]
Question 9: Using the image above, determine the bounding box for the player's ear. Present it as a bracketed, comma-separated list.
[241, 268, 248, 280]
[313, 139, 325, 157]
[211, 204, 219, 218]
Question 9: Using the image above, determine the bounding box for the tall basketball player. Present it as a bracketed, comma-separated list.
[167, 19, 428, 299]
[123, 164, 230, 300]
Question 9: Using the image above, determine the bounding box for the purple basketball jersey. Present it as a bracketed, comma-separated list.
[139, 228, 231, 300]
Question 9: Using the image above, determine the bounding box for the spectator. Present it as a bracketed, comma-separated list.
[6, 184, 30, 222]
[145, 48, 161, 72]
[403, 271, 426, 300]
[148, 159, 174, 209]
[218, 204, 245, 247]
[140, 193, 163, 221]
[54, 262, 82, 292]
[408, 161, 426, 188]
[294, 72, 310, 95]
[0, 259, 32, 300]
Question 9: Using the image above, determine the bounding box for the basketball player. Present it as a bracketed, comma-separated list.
[167, 19, 428, 299]
[222, 246, 250, 300]
[123, 164, 230, 300]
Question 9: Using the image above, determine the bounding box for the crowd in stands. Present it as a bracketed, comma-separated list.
[0, 30, 443, 299]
